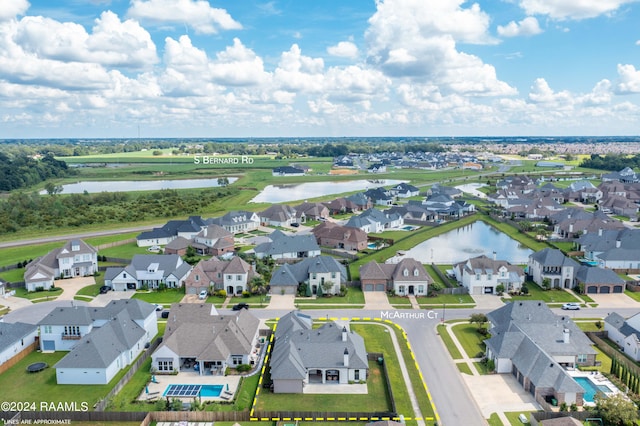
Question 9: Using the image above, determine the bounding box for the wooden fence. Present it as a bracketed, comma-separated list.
[94, 337, 162, 411]
[320, 248, 359, 260]
[96, 238, 136, 250]
[0, 341, 38, 375]
[367, 352, 396, 415]
[586, 331, 640, 377]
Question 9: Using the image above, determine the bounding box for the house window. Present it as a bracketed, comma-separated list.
[487, 273, 492, 280]
[413, 269, 419, 276]
[476, 273, 481, 280]
[398, 285, 405, 294]
[195, 274, 200, 282]
[232, 356, 243, 365]
[331, 272, 336, 279]
[43, 326, 52, 334]
[158, 360, 173, 372]
[123, 273, 127, 279]
[354, 370, 360, 381]
[236, 275, 242, 281]
[227, 275, 232, 280]
[64, 326, 80, 336]
[577, 354, 588, 363]
[403, 269, 409, 277]
[418, 285, 424, 294]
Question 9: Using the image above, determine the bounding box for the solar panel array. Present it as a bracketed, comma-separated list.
[164, 384, 201, 397]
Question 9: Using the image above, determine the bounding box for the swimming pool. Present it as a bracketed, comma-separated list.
[163, 384, 223, 398]
[574, 376, 612, 403]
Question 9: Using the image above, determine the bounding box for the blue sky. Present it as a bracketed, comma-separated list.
[1, 0, 640, 138]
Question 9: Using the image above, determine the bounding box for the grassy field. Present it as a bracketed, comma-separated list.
[457, 363, 473, 375]
[505, 283, 580, 304]
[0, 267, 25, 282]
[436, 324, 463, 360]
[0, 351, 123, 409]
[451, 323, 488, 359]
[131, 288, 185, 304]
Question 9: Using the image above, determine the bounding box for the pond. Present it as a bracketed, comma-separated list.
[400, 221, 533, 264]
[39, 178, 238, 194]
[250, 179, 406, 203]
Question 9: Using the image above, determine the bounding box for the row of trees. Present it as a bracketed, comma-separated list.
[0, 153, 73, 191]
[580, 153, 640, 171]
[0, 187, 237, 234]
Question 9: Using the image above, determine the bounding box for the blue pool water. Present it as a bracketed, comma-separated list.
[574, 377, 612, 403]
[162, 384, 223, 398]
[367, 243, 377, 249]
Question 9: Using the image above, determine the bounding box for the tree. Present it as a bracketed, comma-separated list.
[305, 283, 312, 297]
[541, 278, 551, 290]
[595, 393, 639, 426]
[469, 313, 488, 329]
[495, 284, 505, 295]
[316, 282, 324, 297]
[321, 280, 334, 295]
[217, 177, 230, 186]
[44, 182, 63, 195]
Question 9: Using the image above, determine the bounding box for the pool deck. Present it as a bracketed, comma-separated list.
[137, 371, 242, 402]
[568, 370, 621, 406]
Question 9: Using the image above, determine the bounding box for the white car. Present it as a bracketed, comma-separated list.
[198, 290, 208, 300]
[561, 303, 580, 310]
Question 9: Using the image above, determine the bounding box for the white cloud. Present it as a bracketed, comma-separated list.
[327, 41, 359, 59]
[127, 0, 241, 34]
[497, 17, 543, 37]
[0, 0, 29, 21]
[13, 12, 157, 68]
[274, 44, 325, 93]
[324, 65, 390, 102]
[528, 78, 573, 105]
[518, 0, 636, 20]
[365, 0, 515, 96]
[210, 38, 270, 86]
[615, 64, 640, 94]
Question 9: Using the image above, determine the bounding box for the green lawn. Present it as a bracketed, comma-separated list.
[295, 286, 365, 305]
[436, 324, 463, 360]
[256, 361, 390, 412]
[417, 293, 475, 307]
[99, 241, 150, 259]
[0, 267, 25, 283]
[487, 413, 504, 426]
[13, 287, 63, 300]
[227, 294, 269, 308]
[474, 361, 492, 375]
[504, 411, 534, 425]
[451, 323, 488, 359]
[593, 345, 612, 373]
[76, 283, 103, 297]
[457, 363, 473, 375]
[0, 242, 63, 268]
[131, 288, 185, 304]
[505, 283, 580, 304]
[387, 295, 412, 306]
[0, 351, 123, 409]
[624, 290, 640, 302]
[575, 320, 605, 332]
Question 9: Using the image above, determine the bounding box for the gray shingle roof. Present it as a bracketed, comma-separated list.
[270, 256, 347, 287]
[255, 232, 319, 257]
[575, 266, 625, 285]
[0, 322, 37, 349]
[529, 248, 580, 269]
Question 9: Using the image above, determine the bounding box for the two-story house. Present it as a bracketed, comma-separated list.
[192, 224, 235, 256]
[312, 222, 368, 251]
[184, 256, 258, 296]
[359, 257, 432, 296]
[453, 255, 525, 295]
[24, 240, 98, 291]
[269, 256, 347, 295]
[254, 230, 320, 260]
[528, 248, 579, 289]
[210, 211, 260, 234]
[344, 208, 404, 233]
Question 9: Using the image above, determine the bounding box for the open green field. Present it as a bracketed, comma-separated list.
[0, 267, 25, 283]
[0, 351, 124, 410]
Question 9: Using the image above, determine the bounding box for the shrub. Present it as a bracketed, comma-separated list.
[520, 284, 529, 295]
[477, 327, 488, 336]
[236, 364, 251, 372]
[215, 289, 227, 298]
[559, 402, 567, 412]
[242, 291, 250, 298]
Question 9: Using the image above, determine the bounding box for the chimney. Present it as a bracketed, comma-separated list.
[569, 223, 574, 233]
[563, 328, 570, 344]
[343, 348, 349, 367]
[616, 240, 621, 248]
[342, 326, 348, 342]
[493, 251, 497, 261]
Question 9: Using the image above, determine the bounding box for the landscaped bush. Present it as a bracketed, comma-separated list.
[215, 289, 227, 298]
[242, 291, 250, 298]
[236, 364, 251, 372]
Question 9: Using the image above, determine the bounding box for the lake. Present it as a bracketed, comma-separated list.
[250, 179, 407, 203]
[401, 221, 533, 264]
[40, 177, 238, 194]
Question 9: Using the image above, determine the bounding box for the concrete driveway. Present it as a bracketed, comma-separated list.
[589, 292, 639, 309]
[462, 373, 539, 417]
[90, 288, 134, 307]
[55, 276, 96, 301]
[267, 294, 295, 310]
[363, 291, 392, 310]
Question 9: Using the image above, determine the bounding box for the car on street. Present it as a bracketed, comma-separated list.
[291, 222, 300, 227]
[561, 302, 580, 310]
[99, 285, 111, 294]
[232, 303, 249, 311]
[199, 290, 208, 300]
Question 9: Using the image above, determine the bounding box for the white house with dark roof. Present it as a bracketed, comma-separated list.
[192, 224, 235, 256]
[38, 299, 157, 384]
[104, 254, 192, 291]
[269, 256, 347, 295]
[345, 208, 404, 233]
[484, 301, 597, 407]
[453, 255, 525, 295]
[254, 230, 320, 260]
[0, 322, 38, 369]
[528, 248, 579, 289]
[604, 312, 640, 361]
[259, 204, 297, 227]
[210, 210, 260, 234]
[24, 239, 98, 291]
[270, 311, 368, 393]
[151, 304, 261, 375]
[136, 216, 208, 247]
[389, 182, 419, 198]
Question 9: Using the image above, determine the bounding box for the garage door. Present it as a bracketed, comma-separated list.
[375, 284, 385, 292]
[613, 285, 623, 293]
[600, 286, 610, 294]
[42, 340, 55, 351]
[587, 286, 598, 294]
[186, 287, 196, 295]
[364, 284, 373, 292]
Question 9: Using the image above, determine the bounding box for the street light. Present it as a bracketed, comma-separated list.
[442, 303, 446, 323]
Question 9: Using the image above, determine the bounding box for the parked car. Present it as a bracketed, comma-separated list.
[99, 285, 111, 294]
[561, 303, 580, 310]
[154, 304, 163, 311]
[291, 222, 300, 227]
[199, 290, 208, 300]
[232, 303, 249, 311]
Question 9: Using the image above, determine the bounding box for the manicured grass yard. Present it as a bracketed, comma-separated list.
[436, 324, 463, 360]
[228, 294, 269, 308]
[487, 413, 504, 426]
[417, 293, 475, 307]
[76, 283, 103, 297]
[13, 287, 63, 300]
[0, 351, 124, 409]
[255, 361, 389, 412]
[295, 286, 365, 305]
[387, 295, 412, 306]
[505, 282, 580, 304]
[131, 288, 185, 304]
[624, 290, 640, 302]
[0, 267, 25, 283]
[451, 323, 488, 359]
[505, 411, 534, 425]
[457, 363, 473, 375]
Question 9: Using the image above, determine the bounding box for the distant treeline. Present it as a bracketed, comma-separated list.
[0, 188, 237, 234]
[580, 153, 640, 171]
[0, 139, 448, 158]
[0, 152, 73, 191]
